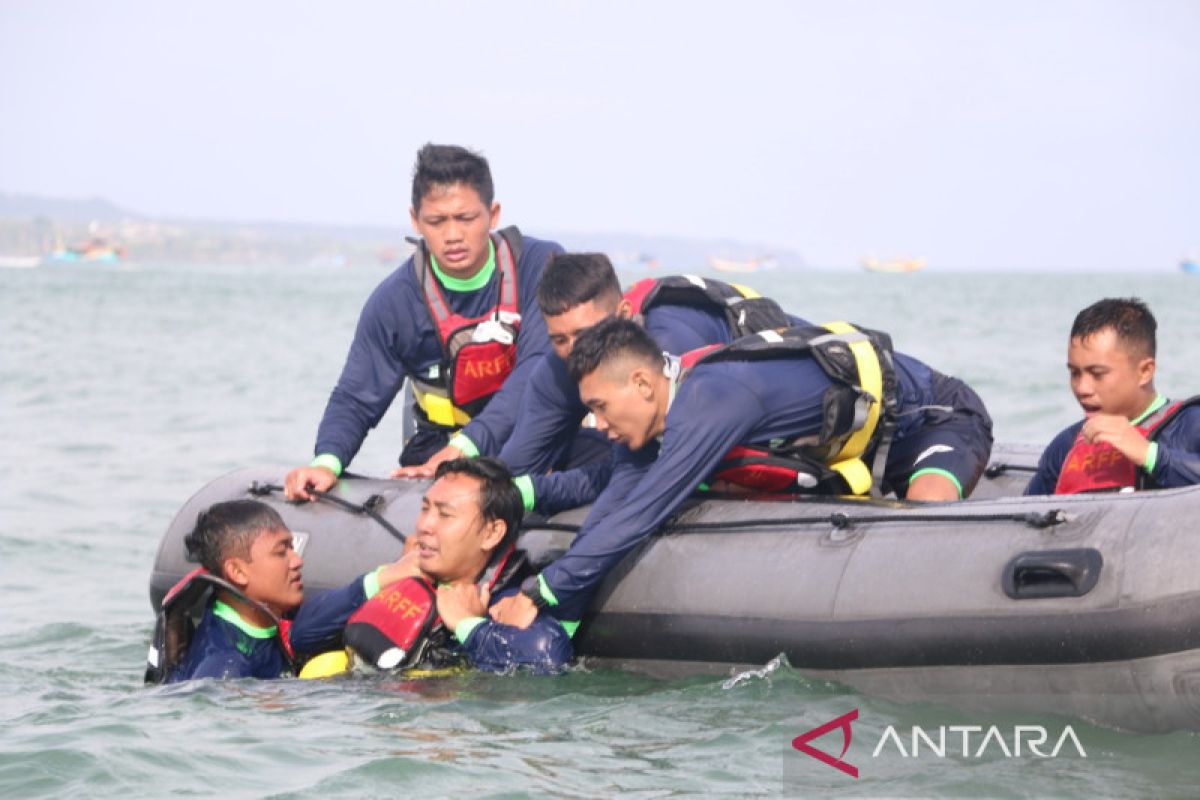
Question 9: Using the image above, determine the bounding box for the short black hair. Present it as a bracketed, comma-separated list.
[536, 252, 623, 317]
[1071, 297, 1157, 358]
[434, 457, 523, 547]
[411, 143, 494, 212]
[567, 317, 664, 384]
[184, 500, 287, 576]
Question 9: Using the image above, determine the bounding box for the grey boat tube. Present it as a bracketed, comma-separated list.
[149, 444, 1200, 733]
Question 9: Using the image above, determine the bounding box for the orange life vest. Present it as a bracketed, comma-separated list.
[623, 274, 792, 339]
[1054, 398, 1192, 494]
[411, 227, 524, 428]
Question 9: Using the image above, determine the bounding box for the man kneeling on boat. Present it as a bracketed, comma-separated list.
[494, 317, 994, 629]
[147, 499, 415, 683]
[1025, 297, 1200, 495]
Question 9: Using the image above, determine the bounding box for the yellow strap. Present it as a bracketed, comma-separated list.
[829, 458, 873, 496]
[413, 383, 472, 428]
[728, 282, 762, 299]
[820, 321, 882, 462]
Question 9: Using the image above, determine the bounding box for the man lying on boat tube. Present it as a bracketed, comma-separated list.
[492, 317, 994, 628]
[283, 143, 563, 501]
[1025, 297, 1200, 495]
[496, 251, 807, 493]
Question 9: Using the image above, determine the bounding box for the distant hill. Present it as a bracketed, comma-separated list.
[0, 192, 805, 270]
[0, 193, 135, 222]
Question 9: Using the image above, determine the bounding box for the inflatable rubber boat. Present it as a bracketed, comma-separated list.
[149, 443, 1200, 733]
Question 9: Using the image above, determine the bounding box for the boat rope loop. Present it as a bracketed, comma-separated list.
[984, 462, 1039, 478]
[247, 482, 407, 544]
[526, 508, 1066, 534]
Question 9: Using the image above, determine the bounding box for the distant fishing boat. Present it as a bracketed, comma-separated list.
[0, 254, 41, 269]
[49, 237, 126, 264]
[708, 255, 778, 274]
[1182, 256, 1200, 275]
[861, 256, 926, 274]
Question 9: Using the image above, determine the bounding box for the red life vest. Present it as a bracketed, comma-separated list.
[623, 275, 792, 339]
[1054, 399, 1185, 495]
[343, 542, 522, 671]
[145, 567, 294, 684]
[412, 227, 524, 427]
[679, 323, 898, 497]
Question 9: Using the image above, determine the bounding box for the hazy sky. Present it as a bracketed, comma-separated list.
[2, 1, 1197, 270]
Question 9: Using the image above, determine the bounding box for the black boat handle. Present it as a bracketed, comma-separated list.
[1002, 548, 1103, 599]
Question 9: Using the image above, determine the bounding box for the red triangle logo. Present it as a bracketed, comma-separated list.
[791, 708, 859, 778]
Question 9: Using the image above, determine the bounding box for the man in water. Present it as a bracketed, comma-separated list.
[496, 318, 993, 628]
[284, 143, 561, 501]
[154, 499, 414, 682]
[1025, 297, 1200, 495]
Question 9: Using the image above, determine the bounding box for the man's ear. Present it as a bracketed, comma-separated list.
[480, 519, 507, 552]
[223, 557, 250, 590]
[409, 206, 419, 229]
[488, 202, 502, 230]
[616, 298, 633, 319]
[630, 365, 655, 399]
[1137, 356, 1157, 388]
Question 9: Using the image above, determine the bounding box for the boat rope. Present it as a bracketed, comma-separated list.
[247, 482, 407, 544]
[984, 461, 1039, 478]
[525, 508, 1067, 535]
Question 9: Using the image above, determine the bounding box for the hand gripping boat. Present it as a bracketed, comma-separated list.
[149, 444, 1200, 733]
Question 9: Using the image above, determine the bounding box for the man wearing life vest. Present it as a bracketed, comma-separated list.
[1025, 297, 1200, 495]
[498, 252, 803, 503]
[493, 318, 993, 627]
[283, 144, 562, 501]
[147, 500, 416, 683]
[336, 458, 572, 673]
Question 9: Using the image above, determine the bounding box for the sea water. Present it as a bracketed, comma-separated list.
[2, 262, 1199, 798]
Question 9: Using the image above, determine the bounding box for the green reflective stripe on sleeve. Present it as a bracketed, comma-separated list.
[309, 453, 343, 477]
[558, 619, 580, 638]
[363, 567, 384, 600]
[213, 600, 277, 638]
[454, 616, 486, 644]
[513, 475, 535, 512]
[697, 482, 711, 492]
[448, 433, 479, 458]
[429, 239, 496, 292]
[1143, 442, 1159, 474]
[537, 573, 559, 607]
[908, 467, 964, 498]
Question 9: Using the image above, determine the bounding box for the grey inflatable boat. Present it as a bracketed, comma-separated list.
[149, 443, 1200, 733]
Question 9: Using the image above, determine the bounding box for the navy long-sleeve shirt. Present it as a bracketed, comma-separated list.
[499, 304, 810, 476]
[314, 234, 562, 467]
[168, 573, 371, 683]
[538, 351, 941, 619]
[453, 587, 573, 673]
[1024, 401, 1200, 495]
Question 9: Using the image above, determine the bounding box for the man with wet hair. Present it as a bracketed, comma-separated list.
[284, 143, 562, 500]
[399, 457, 572, 672]
[164, 500, 414, 682]
[1026, 297, 1200, 495]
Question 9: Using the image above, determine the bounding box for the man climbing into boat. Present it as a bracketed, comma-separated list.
[1025, 297, 1200, 495]
[146, 500, 416, 683]
[494, 251, 803, 484]
[283, 144, 562, 501]
[336, 457, 573, 673]
[493, 318, 993, 628]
